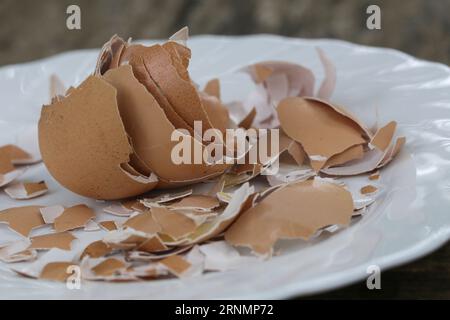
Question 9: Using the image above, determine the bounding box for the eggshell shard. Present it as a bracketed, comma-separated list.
[0, 144, 34, 168]
[80, 240, 113, 259]
[38, 75, 158, 199]
[120, 44, 214, 134]
[167, 195, 220, 212]
[39, 205, 65, 224]
[316, 47, 337, 100]
[53, 204, 95, 232]
[29, 232, 76, 251]
[203, 78, 221, 100]
[0, 206, 45, 237]
[40, 262, 74, 282]
[152, 207, 197, 240]
[225, 179, 354, 256]
[0, 239, 37, 263]
[159, 255, 192, 278]
[12, 248, 76, 279]
[321, 121, 404, 176]
[360, 185, 378, 195]
[278, 97, 366, 171]
[0, 169, 25, 188]
[99, 221, 118, 231]
[4, 181, 48, 200]
[49, 74, 66, 103]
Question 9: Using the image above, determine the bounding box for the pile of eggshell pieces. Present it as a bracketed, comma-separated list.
[0, 27, 405, 282]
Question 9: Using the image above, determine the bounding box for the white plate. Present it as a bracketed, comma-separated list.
[0, 35, 450, 299]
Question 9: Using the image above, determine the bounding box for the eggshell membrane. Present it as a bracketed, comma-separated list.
[38, 75, 157, 200]
[225, 179, 354, 256]
[103, 65, 228, 184]
[120, 44, 214, 134]
[277, 97, 366, 170]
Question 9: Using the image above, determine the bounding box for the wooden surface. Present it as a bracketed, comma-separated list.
[0, 0, 449, 299]
[308, 243, 450, 299]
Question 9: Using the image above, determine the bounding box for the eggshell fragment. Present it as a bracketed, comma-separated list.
[369, 171, 380, 180]
[12, 248, 76, 279]
[321, 121, 404, 176]
[168, 26, 189, 46]
[152, 207, 197, 240]
[159, 255, 192, 278]
[137, 235, 168, 253]
[182, 182, 255, 245]
[225, 179, 354, 256]
[0, 239, 36, 263]
[40, 262, 74, 282]
[360, 185, 378, 195]
[0, 206, 45, 237]
[168, 195, 220, 212]
[121, 44, 214, 134]
[0, 169, 25, 188]
[99, 221, 118, 231]
[4, 181, 48, 200]
[38, 75, 158, 199]
[324, 144, 365, 168]
[0, 144, 33, 168]
[29, 232, 76, 251]
[142, 189, 193, 206]
[80, 240, 113, 259]
[278, 97, 366, 171]
[92, 258, 127, 277]
[316, 47, 336, 100]
[54, 204, 95, 232]
[203, 78, 220, 99]
[49, 74, 66, 103]
[39, 205, 64, 224]
[123, 212, 161, 235]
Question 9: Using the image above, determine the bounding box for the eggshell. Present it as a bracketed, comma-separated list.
[278, 97, 366, 171]
[225, 179, 354, 256]
[103, 65, 228, 184]
[38, 75, 158, 199]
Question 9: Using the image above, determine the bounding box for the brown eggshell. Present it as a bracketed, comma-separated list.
[103, 65, 228, 184]
[38, 75, 158, 200]
[277, 97, 366, 171]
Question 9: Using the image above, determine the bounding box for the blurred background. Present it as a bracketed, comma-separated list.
[0, 0, 449, 66]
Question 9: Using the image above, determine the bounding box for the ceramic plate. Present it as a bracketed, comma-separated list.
[0, 35, 450, 299]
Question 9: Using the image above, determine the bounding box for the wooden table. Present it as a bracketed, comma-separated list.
[307, 241, 450, 299]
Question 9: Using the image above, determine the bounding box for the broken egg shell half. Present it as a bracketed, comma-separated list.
[39, 68, 228, 200]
